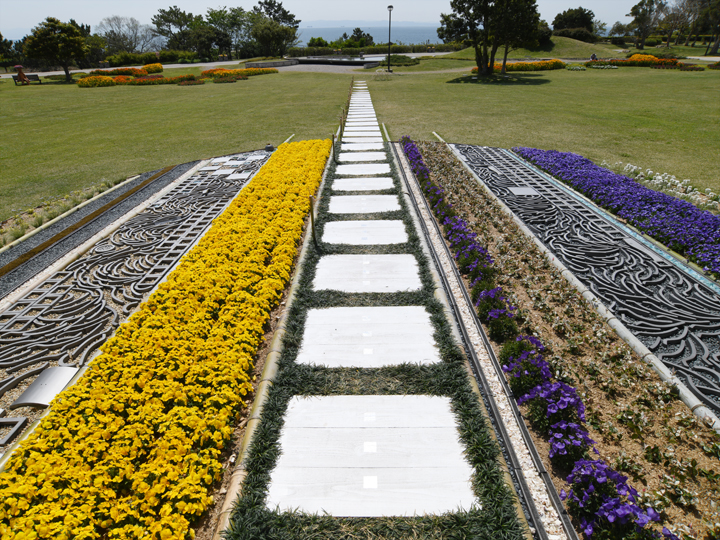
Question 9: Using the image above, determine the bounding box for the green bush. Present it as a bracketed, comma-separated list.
[287, 42, 463, 57]
[379, 55, 420, 66]
[105, 50, 197, 67]
[644, 38, 659, 47]
[610, 36, 626, 46]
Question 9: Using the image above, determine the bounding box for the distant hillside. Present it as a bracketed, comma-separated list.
[447, 37, 619, 60]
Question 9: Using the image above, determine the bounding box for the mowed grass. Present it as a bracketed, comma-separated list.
[369, 67, 720, 192]
[445, 37, 619, 60]
[0, 71, 350, 221]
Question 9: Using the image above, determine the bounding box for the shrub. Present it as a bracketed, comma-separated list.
[501, 335, 552, 397]
[201, 68, 277, 78]
[379, 54, 420, 67]
[90, 67, 148, 77]
[518, 380, 586, 433]
[143, 63, 163, 74]
[562, 460, 661, 537]
[488, 313, 519, 342]
[548, 421, 598, 470]
[77, 75, 115, 88]
[644, 38, 659, 47]
[610, 36, 626, 46]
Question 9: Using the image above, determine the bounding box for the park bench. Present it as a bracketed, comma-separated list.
[12, 74, 42, 85]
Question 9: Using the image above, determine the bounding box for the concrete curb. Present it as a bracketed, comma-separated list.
[211, 142, 336, 540]
[448, 145, 720, 433]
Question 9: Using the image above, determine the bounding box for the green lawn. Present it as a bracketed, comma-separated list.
[445, 37, 620, 60]
[369, 68, 720, 193]
[0, 71, 350, 221]
[2, 63, 719, 224]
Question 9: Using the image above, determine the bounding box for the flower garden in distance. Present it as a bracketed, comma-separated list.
[1, 71, 719, 540]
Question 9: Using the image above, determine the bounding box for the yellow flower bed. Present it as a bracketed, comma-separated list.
[0, 139, 331, 540]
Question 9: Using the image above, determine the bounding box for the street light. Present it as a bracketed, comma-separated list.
[387, 5, 393, 73]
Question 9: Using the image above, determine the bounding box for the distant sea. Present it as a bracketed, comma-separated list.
[297, 26, 440, 47]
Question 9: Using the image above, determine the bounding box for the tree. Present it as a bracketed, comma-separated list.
[250, 16, 298, 56]
[0, 32, 19, 72]
[448, 0, 540, 77]
[680, 0, 708, 45]
[610, 21, 630, 35]
[496, 0, 540, 74]
[97, 16, 160, 54]
[437, 13, 469, 43]
[702, 0, 720, 53]
[592, 18, 608, 35]
[629, 0, 668, 49]
[552, 7, 595, 32]
[206, 7, 252, 59]
[658, 2, 688, 45]
[307, 36, 329, 47]
[252, 0, 300, 28]
[152, 6, 203, 50]
[24, 17, 86, 81]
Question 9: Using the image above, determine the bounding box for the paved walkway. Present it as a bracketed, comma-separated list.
[265, 81, 478, 516]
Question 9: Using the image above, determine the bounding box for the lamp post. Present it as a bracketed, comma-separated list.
[387, 5, 393, 73]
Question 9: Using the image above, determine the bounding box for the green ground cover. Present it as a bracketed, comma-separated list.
[446, 37, 618, 60]
[369, 68, 720, 193]
[0, 71, 349, 222]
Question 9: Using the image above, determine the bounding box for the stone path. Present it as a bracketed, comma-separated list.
[265, 81, 480, 517]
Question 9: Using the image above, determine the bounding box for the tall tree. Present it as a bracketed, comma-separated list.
[497, 0, 540, 74]
[0, 32, 17, 72]
[552, 7, 595, 32]
[702, 0, 720, 53]
[437, 13, 469, 43]
[592, 18, 608, 35]
[252, 0, 300, 28]
[24, 17, 86, 81]
[628, 0, 668, 49]
[98, 16, 160, 54]
[658, 2, 688, 45]
[152, 6, 203, 50]
[448, 0, 540, 77]
[681, 0, 708, 45]
[250, 16, 298, 56]
[206, 7, 251, 59]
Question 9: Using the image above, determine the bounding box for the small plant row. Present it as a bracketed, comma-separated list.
[78, 74, 198, 88]
[513, 148, 720, 278]
[87, 64, 164, 78]
[199, 68, 279, 79]
[585, 55, 679, 68]
[471, 59, 566, 74]
[401, 137, 680, 540]
[650, 64, 706, 71]
[0, 140, 332, 540]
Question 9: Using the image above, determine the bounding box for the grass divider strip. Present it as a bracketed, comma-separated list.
[449, 144, 720, 434]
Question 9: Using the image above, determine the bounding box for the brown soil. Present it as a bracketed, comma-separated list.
[417, 141, 720, 540]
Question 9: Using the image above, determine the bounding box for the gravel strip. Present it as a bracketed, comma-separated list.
[395, 143, 567, 540]
[0, 162, 198, 300]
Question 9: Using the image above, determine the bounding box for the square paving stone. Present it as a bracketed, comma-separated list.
[328, 195, 399, 214]
[333, 177, 394, 191]
[322, 220, 407, 245]
[266, 395, 476, 517]
[343, 137, 384, 144]
[313, 254, 421, 292]
[338, 152, 387, 162]
[296, 306, 440, 367]
[341, 143, 385, 152]
[335, 163, 391, 176]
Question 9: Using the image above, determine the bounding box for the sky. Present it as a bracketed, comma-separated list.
[0, 0, 636, 41]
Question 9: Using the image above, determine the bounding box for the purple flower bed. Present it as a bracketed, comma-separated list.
[513, 147, 720, 277]
[402, 138, 668, 539]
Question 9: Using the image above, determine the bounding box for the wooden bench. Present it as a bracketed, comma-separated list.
[12, 74, 42, 85]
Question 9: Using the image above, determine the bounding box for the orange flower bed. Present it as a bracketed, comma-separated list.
[471, 59, 566, 73]
[199, 68, 278, 78]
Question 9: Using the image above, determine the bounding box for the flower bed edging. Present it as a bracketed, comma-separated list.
[401, 137, 672, 539]
[0, 140, 332, 540]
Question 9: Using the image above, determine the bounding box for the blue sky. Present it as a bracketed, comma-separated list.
[0, 0, 636, 41]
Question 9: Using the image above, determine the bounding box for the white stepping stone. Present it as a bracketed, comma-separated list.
[344, 127, 382, 133]
[322, 220, 407, 245]
[296, 306, 439, 367]
[342, 133, 383, 140]
[345, 122, 379, 127]
[313, 254, 420, 292]
[267, 395, 476, 517]
[338, 152, 387, 162]
[336, 163, 391, 176]
[341, 143, 385, 152]
[200, 166, 221, 171]
[333, 177, 394, 191]
[227, 171, 252, 181]
[343, 137, 384, 144]
[329, 195, 399, 214]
